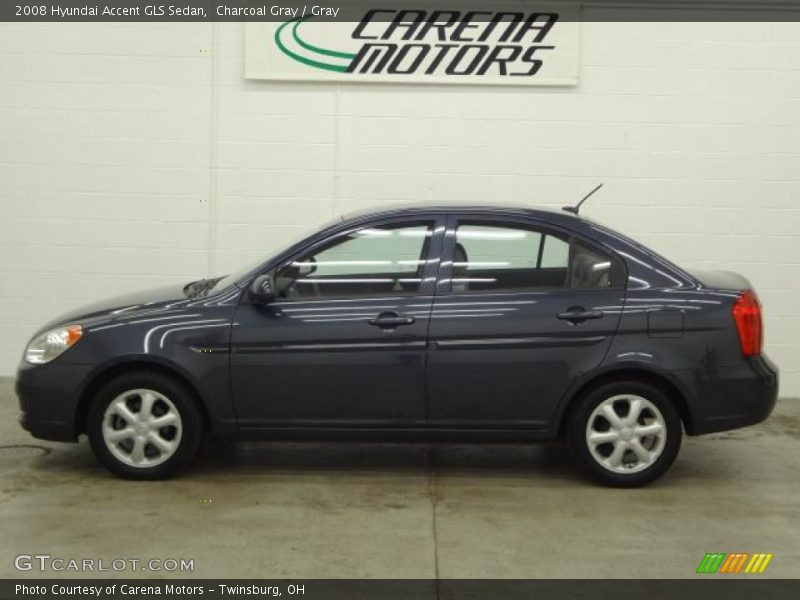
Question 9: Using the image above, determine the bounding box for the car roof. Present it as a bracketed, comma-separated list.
[337, 203, 581, 226]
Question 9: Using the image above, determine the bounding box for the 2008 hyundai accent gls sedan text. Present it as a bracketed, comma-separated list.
[17, 205, 778, 486]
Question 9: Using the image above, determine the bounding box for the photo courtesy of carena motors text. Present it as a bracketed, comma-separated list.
[1, 0, 799, 597]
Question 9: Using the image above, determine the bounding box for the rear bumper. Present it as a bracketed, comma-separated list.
[16, 360, 90, 442]
[687, 354, 779, 435]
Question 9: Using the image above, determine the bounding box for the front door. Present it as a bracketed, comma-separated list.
[230, 217, 444, 429]
[427, 215, 625, 429]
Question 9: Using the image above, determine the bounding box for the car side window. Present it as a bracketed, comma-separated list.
[450, 221, 612, 293]
[568, 238, 613, 289]
[275, 222, 434, 300]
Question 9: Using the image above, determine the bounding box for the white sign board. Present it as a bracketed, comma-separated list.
[245, 5, 580, 86]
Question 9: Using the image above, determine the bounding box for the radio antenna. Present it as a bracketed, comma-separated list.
[562, 183, 603, 215]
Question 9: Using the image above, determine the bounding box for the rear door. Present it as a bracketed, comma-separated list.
[426, 214, 625, 429]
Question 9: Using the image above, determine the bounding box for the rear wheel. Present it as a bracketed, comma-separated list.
[87, 372, 203, 479]
[568, 380, 682, 487]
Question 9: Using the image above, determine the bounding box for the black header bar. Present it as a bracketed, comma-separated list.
[3, 0, 800, 22]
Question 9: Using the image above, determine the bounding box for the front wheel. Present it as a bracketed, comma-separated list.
[567, 380, 682, 487]
[87, 371, 203, 479]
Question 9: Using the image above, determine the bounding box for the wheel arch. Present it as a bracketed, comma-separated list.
[557, 366, 694, 438]
[75, 358, 213, 436]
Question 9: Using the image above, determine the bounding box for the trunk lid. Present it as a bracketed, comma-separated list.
[689, 269, 751, 291]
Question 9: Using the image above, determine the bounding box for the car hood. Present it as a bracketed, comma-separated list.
[36, 282, 195, 334]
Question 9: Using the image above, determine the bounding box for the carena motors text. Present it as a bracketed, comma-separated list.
[347, 10, 560, 78]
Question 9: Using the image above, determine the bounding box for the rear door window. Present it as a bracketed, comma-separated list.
[448, 221, 613, 293]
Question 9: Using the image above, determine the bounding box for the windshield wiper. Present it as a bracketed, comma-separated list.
[183, 277, 222, 298]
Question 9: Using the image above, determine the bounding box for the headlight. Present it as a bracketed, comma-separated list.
[25, 325, 83, 365]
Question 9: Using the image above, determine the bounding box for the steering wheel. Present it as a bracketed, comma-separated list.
[301, 256, 323, 297]
[301, 255, 318, 278]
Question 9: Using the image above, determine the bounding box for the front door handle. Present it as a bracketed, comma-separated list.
[368, 312, 415, 329]
[557, 308, 604, 323]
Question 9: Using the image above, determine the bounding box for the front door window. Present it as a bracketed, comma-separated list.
[275, 222, 435, 300]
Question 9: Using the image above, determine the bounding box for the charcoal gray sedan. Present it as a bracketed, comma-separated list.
[17, 205, 778, 486]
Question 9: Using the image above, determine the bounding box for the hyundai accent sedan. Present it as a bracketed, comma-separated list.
[17, 205, 778, 486]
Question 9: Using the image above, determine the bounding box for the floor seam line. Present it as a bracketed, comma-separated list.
[426, 445, 440, 598]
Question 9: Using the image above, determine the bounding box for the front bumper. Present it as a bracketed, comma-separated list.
[16, 360, 92, 442]
[687, 354, 779, 435]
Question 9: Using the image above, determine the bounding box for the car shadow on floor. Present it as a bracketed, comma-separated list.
[188, 439, 584, 481]
[6, 437, 579, 481]
[14, 436, 746, 487]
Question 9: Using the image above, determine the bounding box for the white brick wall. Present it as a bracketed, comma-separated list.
[1, 16, 799, 395]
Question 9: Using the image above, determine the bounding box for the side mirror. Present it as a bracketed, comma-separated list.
[249, 274, 275, 304]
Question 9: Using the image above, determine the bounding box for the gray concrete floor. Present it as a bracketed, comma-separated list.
[1, 377, 798, 579]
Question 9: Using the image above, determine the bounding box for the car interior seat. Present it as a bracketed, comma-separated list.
[452, 242, 469, 292]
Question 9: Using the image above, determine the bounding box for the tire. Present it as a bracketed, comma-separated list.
[87, 371, 203, 480]
[567, 380, 682, 487]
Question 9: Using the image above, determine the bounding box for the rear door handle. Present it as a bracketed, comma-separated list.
[557, 309, 604, 323]
[368, 312, 415, 328]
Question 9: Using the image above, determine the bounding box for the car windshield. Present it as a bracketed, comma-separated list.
[207, 215, 345, 293]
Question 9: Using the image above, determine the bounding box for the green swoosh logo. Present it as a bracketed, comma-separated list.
[275, 17, 356, 73]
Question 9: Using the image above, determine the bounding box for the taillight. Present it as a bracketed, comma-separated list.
[732, 290, 762, 356]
